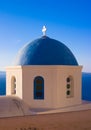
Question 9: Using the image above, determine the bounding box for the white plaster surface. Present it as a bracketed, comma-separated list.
[0, 96, 91, 118]
[36, 101, 91, 114]
[0, 96, 36, 118]
[6, 65, 82, 109]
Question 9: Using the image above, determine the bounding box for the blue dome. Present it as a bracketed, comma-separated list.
[14, 36, 78, 66]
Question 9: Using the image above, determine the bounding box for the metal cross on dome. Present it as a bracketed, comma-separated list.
[42, 26, 47, 36]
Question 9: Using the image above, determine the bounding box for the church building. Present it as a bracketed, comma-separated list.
[6, 26, 82, 109]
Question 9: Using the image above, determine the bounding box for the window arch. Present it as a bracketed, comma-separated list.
[34, 76, 44, 100]
[11, 76, 16, 95]
[66, 76, 74, 98]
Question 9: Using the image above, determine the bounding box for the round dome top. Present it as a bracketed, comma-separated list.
[14, 36, 78, 66]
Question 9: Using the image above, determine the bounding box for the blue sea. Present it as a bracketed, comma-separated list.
[0, 71, 91, 101]
[0, 71, 6, 95]
[82, 72, 91, 101]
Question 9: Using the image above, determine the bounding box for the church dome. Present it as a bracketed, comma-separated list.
[14, 36, 78, 66]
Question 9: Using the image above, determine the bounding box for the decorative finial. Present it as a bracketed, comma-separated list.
[42, 26, 47, 36]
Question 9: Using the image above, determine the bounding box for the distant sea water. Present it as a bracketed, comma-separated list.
[0, 71, 6, 95]
[0, 71, 91, 101]
[82, 72, 91, 101]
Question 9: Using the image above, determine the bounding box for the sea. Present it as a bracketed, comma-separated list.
[0, 71, 6, 95]
[0, 71, 91, 101]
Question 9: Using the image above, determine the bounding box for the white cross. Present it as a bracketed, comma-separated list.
[42, 26, 47, 36]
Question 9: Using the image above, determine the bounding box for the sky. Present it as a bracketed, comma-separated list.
[0, 0, 91, 72]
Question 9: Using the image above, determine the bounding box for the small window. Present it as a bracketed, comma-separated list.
[66, 77, 70, 82]
[34, 76, 44, 100]
[66, 90, 70, 95]
[66, 76, 74, 98]
[66, 84, 70, 89]
[11, 76, 16, 95]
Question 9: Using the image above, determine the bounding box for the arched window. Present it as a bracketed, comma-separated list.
[66, 76, 74, 98]
[34, 76, 44, 100]
[11, 76, 16, 95]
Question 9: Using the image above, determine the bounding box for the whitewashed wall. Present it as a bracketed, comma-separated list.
[6, 66, 23, 99]
[6, 65, 82, 109]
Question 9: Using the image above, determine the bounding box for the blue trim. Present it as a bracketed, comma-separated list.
[34, 76, 44, 100]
